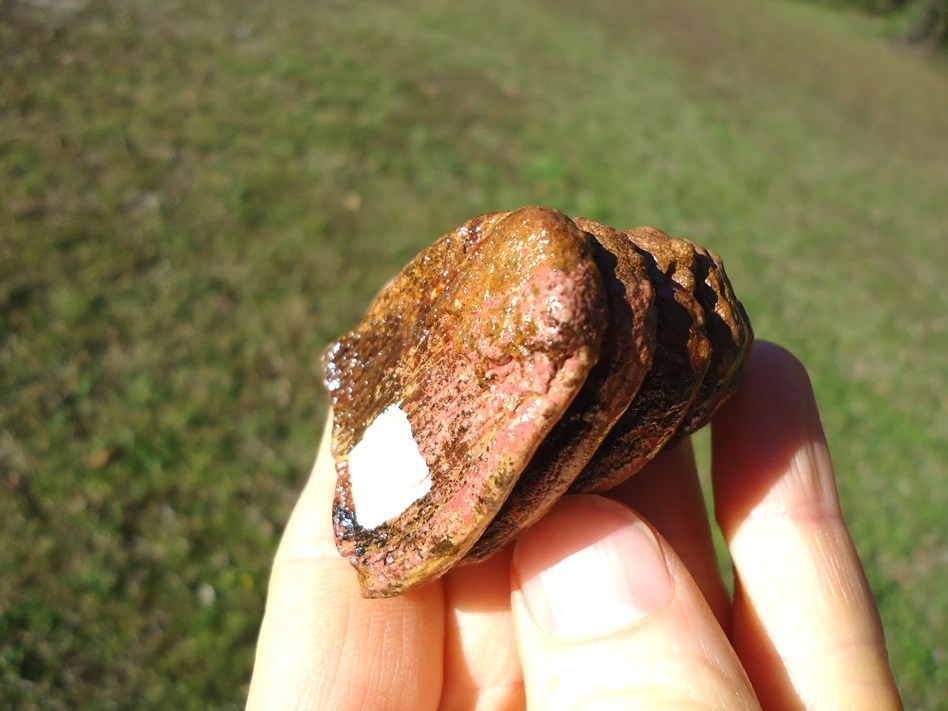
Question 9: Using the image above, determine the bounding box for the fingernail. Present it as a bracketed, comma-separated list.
[515, 496, 672, 639]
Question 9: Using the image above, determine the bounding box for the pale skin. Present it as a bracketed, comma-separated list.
[246, 341, 903, 710]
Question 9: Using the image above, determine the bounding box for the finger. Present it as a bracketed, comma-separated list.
[440, 548, 525, 711]
[512, 495, 760, 710]
[712, 342, 902, 709]
[608, 436, 731, 627]
[246, 415, 445, 711]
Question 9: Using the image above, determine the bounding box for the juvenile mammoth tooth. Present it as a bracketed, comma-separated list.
[321, 206, 753, 598]
[324, 207, 609, 598]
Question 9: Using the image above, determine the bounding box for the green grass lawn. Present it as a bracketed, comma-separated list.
[2, 0, 946, 707]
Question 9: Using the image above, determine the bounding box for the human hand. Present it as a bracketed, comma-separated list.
[245, 341, 902, 710]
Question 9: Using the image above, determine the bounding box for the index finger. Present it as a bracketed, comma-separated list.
[246, 415, 445, 711]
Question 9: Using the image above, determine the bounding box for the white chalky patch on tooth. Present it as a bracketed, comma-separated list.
[348, 403, 431, 530]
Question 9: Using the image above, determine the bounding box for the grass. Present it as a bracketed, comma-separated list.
[2, 0, 947, 707]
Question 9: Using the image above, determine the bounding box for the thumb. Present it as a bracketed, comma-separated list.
[512, 495, 759, 710]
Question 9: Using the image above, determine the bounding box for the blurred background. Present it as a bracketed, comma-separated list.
[2, 0, 946, 708]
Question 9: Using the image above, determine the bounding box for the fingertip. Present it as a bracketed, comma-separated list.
[711, 341, 834, 535]
[716, 340, 820, 455]
[511, 496, 759, 709]
[606, 438, 731, 628]
[724, 341, 817, 426]
[514, 496, 672, 639]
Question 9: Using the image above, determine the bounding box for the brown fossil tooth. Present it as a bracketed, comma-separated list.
[463, 222, 657, 563]
[673, 242, 754, 437]
[322, 207, 753, 598]
[569, 223, 713, 494]
[323, 206, 608, 597]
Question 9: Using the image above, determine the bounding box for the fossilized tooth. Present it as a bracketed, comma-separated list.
[463, 224, 657, 562]
[675, 242, 753, 435]
[323, 207, 609, 598]
[567, 222, 713, 494]
[322, 206, 753, 598]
